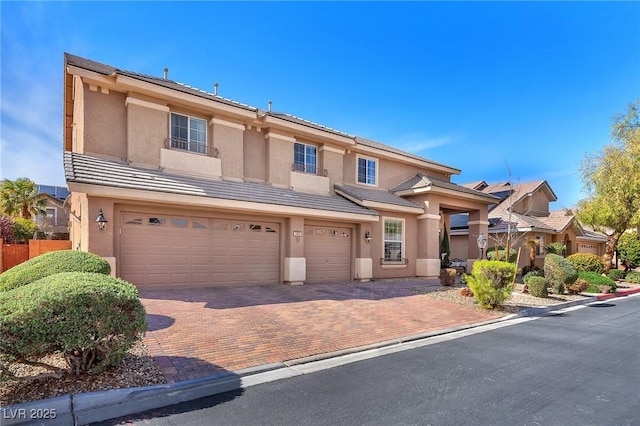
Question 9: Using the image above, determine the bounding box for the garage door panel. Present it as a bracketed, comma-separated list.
[120, 213, 280, 288]
[304, 226, 351, 283]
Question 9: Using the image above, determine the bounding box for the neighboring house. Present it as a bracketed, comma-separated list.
[62, 53, 498, 289]
[450, 180, 607, 269]
[36, 184, 71, 240]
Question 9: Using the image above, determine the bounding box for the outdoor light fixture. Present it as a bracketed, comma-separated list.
[96, 209, 108, 231]
[365, 230, 372, 243]
[476, 233, 487, 260]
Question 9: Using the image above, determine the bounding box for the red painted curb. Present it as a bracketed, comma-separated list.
[596, 286, 640, 301]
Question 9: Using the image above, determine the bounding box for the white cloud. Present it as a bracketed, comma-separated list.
[389, 133, 454, 154]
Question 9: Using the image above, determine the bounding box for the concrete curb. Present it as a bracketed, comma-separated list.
[2, 290, 638, 425]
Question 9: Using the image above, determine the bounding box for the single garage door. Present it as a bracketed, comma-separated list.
[120, 212, 280, 288]
[304, 225, 351, 282]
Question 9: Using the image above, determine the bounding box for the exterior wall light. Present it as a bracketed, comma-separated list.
[476, 233, 487, 260]
[96, 209, 108, 231]
[365, 230, 372, 243]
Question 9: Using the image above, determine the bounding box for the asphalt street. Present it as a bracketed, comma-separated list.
[98, 296, 640, 426]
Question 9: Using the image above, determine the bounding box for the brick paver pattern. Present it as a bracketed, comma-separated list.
[140, 279, 501, 382]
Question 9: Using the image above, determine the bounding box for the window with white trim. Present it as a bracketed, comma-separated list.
[170, 112, 207, 154]
[293, 142, 317, 174]
[383, 218, 404, 261]
[535, 235, 545, 256]
[357, 156, 377, 185]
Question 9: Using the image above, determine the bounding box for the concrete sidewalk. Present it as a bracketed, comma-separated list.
[2, 284, 639, 425]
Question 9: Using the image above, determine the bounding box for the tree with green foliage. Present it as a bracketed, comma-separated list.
[0, 178, 47, 219]
[440, 227, 451, 268]
[617, 230, 640, 271]
[576, 100, 640, 271]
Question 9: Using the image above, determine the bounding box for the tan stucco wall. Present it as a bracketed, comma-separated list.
[370, 210, 418, 279]
[266, 134, 292, 187]
[86, 196, 116, 258]
[84, 87, 127, 160]
[322, 148, 344, 189]
[514, 191, 550, 216]
[213, 121, 244, 179]
[69, 192, 88, 251]
[243, 128, 267, 181]
[450, 235, 468, 261]
[126, 101, 168, 167]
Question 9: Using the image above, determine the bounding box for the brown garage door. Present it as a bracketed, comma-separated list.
[304, 225, 351, 282]
[120, 212, 280, 288]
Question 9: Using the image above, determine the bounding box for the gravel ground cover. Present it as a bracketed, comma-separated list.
[3, 280, 636, 407]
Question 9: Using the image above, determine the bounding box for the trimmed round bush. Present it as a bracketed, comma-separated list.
[0, 250, 110, 292]
[565, 278, 588, 295]
[464, 260, 516, 309]
[579, 271, 617, 293]
[607, 269, 627, 281]
[625, 271, 640, 284]
[544, 254, 578, 294]
[527, 276, 548, 298]
[523, 270, 542, 285]
[567, 253, 605, 274]
[0, 272, 146, 374]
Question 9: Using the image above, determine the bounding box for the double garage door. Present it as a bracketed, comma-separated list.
[120, 212, 280, 288]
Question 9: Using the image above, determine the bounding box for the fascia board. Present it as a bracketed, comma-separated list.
[354, 145, 460, 175]
[334, 189, 423, 214]
[68, 182, 380, 223]
[262, 116, 355, 147]
[113, 75, 257, 120]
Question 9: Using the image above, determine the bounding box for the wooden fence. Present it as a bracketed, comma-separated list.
[1, 239, 72, 272]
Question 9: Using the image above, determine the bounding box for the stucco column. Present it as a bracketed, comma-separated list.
[211, 118, 245, 181]
[416, 201, 441, 277]
[284, 216, 305, 285]
[467, 209, 489, 270]
[354, 223, 373, 282]
[319, 145, 345, 192]
[265, 132, 294, 188]
[87, 196, 116, 277]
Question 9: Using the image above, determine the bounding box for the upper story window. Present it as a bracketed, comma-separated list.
[293, 142, 317, 174]
[170, 113, 207, 154]
[357, 156, 377, 186]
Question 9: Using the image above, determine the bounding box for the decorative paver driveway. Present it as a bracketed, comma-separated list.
[140, 279, 501, 383]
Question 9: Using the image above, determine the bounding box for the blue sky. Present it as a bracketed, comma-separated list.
[1, 1, 639, 209]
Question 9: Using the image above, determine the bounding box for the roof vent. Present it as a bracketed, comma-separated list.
[163, 68, 169, 79]
[214, 83, 219, 96]
[268, 100, 272, 112]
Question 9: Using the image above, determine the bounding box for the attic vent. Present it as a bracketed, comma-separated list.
[163, 68, 169, 79]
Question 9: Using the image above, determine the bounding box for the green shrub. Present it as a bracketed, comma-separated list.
[567, 253, 605, 274]
[439, 268, 457, 286]
[0, 250, 110, 292]
[527, 276, 548, 298]
[523, 270, 542, 285]
[521, 265, 541, 277]
[579, 271, 617, 293]
[625, 271, 640, 283]
[464, 260, 516, 309]
[544, 254, 578, 294]
[565, 278, 588, 295]
[607, 269, 627, 281]
[0, 272, 146, 374]
[486, 247, 518, 263]
[545, 242, 566, 255]
[12, 218, 37, 243]
[617, 231, 640, 270]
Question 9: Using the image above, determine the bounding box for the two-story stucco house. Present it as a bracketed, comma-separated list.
[63, 53, 498, 289]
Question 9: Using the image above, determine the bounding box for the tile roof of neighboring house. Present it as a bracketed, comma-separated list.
[391, 174, 500, 201]
[459, 180, 487, 191]
[488, 209, 575, 234]
[64, 152, 378, 217]
[484, 180, 557, 218]
[334, 184, 422, 209]
[64, 53, 454, 171]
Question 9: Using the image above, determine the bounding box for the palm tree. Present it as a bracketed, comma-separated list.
[526, 239, 538, 269]
[545, 242, 567, 256]
[0, 178, 47, 219]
